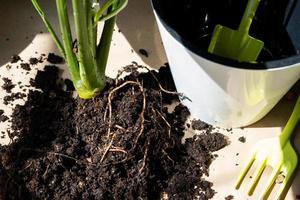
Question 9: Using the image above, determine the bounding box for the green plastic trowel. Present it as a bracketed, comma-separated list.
[208, 0, 264, 62]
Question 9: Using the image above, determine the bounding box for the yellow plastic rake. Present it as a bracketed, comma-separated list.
[236, 95, 300, 199]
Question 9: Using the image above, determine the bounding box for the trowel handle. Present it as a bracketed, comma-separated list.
[279, 95, 300, 147]
[238, 0, 261, 34]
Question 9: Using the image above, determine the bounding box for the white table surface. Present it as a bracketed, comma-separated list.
[1, 0, 299, 199]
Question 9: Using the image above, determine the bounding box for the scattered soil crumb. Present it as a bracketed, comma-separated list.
[0, 111, 9, 122]
[139, 49, 149, 57]
[38, 55, 45, 63]
[47, 53, 64, 64]
[191, 119, 211, 130]
[29, 57, 39, 65]
[3, 92, 27, 105]
[1, 78, 15, 93]
[238, 136, 246, 143]
[10, 55, 21, 63]
[225, 195, 234, 200]
[5, 64, 12, 70]
[20, 63, 31, 71]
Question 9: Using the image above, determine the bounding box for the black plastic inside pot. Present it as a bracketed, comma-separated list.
[151, 0, 300, 70]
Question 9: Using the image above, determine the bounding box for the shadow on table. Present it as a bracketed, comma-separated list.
[0, 0, 59, 66]
[248, 80, 300, 128]
[116, 0, 167, 69]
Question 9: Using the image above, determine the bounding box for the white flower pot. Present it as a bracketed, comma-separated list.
[151, 0, 300, 128]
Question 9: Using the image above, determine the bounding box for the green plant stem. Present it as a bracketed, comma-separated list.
[56, 0, 80, 86]
[86, 0, 97, 56]
[32, 0, 127, 99]
[96, 6, 117, 76]
[72, 0, 103, 93]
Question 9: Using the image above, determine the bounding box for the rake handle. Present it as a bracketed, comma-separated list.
[279, 95, 300, 146]
[238, 0, 261, 34]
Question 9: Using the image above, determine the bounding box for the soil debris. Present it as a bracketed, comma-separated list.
[0, 64, 227, 200]
[0, 110, 9, 122]
[47, 53, 64, 64]
[29, 57, 39, 65]
[225, 195, 234, 200]
[1, 78, 15, 93]
[5, 64, 12, 70]
[20, 63, 31, 71]
[191, 119, 212, 131]
[226, 128, 232, 132]
[3, 92, 27, 105]
[10, 55, 21, 63]
[238, 136, 246, 143]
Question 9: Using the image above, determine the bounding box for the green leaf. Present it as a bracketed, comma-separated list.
[94, 0, 128, 24]
[31, 0, 65, 58]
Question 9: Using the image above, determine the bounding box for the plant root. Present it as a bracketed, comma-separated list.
[101, 80, 146, 163]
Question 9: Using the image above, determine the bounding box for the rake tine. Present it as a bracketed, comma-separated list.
[235, 153, 256, 189]
[247, 158, 267, 195]
[259, 164, 281, 200]
[274, 165, 296, 200]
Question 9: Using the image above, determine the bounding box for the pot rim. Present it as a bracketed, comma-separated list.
[151, 0, 300, 70]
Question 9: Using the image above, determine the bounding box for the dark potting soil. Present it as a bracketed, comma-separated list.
[0, 110, 9, 123]
[1, 78, 15, 93]
[156, 0, 297, 62]
[64, 79, 75, 92]
[10, 55, 21, 63]
[0, 64, 227, 200]
[191, 119, 212, 131]
[238, 136, 246, 143]
[28, 57, 42, 65]
[225, 195, 234, 200]
[20, 63, 31, 71]
[3, 92, 27, 105]
[47, 53, 64, 64]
